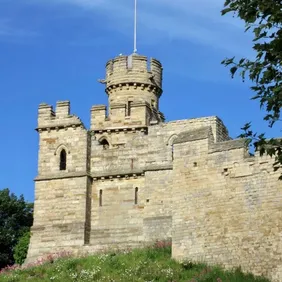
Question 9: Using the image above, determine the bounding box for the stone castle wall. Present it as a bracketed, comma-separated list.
[27, 54, 281, 282]
[171, 134, 282, 282]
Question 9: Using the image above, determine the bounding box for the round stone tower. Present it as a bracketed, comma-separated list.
[100, 53, 164, 127]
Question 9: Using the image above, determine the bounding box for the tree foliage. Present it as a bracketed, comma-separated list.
[221, 0, 282, 177]
[13, 232, 31, 265]
[0, 189, 33, 269]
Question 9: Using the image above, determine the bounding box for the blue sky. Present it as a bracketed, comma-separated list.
[0, 0, 280, 202]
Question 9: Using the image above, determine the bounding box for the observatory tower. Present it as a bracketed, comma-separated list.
[91, 54, 164, 131]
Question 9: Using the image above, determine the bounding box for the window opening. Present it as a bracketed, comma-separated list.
[151, 99, 155, 108]
[60, 149, 67, 171]
[171, 144, 174, 161]
[99, 190, 103, 207]
[100, 139, 109, 150]
[127, 101, 132, 116]
[135, 187, 138, 205]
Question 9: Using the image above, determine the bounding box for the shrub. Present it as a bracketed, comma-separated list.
[13, 232, 30, 265]
[0, 189, 33, 269]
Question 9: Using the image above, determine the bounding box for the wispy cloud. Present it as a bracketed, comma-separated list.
[32, 0, 251, 54]
[0, 19, 37, 41]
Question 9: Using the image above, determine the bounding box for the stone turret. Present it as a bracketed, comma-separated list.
[91, 54, 164, 130]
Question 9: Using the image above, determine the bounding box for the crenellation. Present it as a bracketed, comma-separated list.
[37, 101, 85, 131]
[27, 52, 282, 282]
[38, 103, 55, 124]
[90, 105, 107, 130]
[56, 101, 70, 118]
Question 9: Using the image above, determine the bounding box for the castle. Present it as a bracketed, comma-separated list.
[26, 53, 282, 282]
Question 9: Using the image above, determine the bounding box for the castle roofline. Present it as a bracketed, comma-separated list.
[165, 116, 224, 125]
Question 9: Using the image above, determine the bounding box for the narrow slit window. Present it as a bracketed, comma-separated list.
[127, 101, 132, 116]
[135, 187, 138, 205]
[99, 190, 103, 207]
[60, 149, 67, 171]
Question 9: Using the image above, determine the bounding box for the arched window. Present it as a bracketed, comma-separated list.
[100, 139, 110, 150]
[60, 149, 67, 171]
[167, 135, 178, 162]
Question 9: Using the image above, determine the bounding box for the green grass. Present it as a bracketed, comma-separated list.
[0, 244, 270, 282]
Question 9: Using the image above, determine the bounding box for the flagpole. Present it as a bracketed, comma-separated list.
[134, 0, 137, 53]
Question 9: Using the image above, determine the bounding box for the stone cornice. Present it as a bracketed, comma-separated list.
[91, 126, 148, 134]
[106, 82, 163, 97]
[93, 164, 173, 181]
[36, 123, 86, 133]
[35, 164, 173, 182]
[92, 170, 144, 181]
[34, 172, 91, 181]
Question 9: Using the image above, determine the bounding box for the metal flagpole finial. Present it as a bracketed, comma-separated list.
[133, 0, 137, 54]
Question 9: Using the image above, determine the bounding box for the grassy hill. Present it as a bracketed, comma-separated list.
[0, 243, 270, 282]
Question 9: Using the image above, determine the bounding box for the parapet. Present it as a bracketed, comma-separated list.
[209, 139, 247, 153]
[90, 102, 152, 130]
[105, 54, 163, 96]
[37, 101, 85, 131]
[173, 127, 213, 144]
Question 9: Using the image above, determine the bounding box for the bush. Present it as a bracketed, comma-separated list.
[13, 232, 30, 265]
[0, 188, 33, 269]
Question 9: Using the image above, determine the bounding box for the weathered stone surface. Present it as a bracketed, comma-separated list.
[173, 126, 212, 144]
[27, 54, 282, 282]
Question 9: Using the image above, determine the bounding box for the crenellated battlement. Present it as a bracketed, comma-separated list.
[99, 54, 164, 127]
[105, 54, 163, 94]
[90, 101, 156, 130]
[37, 101, 85, 131]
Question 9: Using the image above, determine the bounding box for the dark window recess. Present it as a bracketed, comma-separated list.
[135, 187, 138, 205]
[99, 190, 103, 207]
[100, 139, 109, 150]
[60, 149, 67, 171]
[127, 101, 132, 116]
